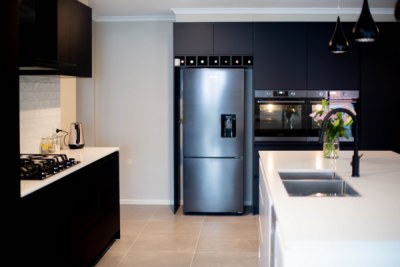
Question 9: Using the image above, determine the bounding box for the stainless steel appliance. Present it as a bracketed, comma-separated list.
[20, 154, 80, 180]
[182, 68, 244, 214]
[68, 122, 85, 149]
[254, 90, 359, 144]
[254, 90, 308, 142]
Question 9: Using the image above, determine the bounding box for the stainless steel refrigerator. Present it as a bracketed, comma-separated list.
[182, 68, 244, 214]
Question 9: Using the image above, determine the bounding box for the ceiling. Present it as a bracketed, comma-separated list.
[88, 0, 398, 19]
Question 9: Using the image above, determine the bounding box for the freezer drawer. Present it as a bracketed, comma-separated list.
[183, 158, 244, 214]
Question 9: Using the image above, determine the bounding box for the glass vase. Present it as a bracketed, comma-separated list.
[323, 133, 340, 159]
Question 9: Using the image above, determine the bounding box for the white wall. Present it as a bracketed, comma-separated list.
[78, 21, 174, 204]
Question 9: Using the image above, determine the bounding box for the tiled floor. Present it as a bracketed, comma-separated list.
[95, 204, 259, 267]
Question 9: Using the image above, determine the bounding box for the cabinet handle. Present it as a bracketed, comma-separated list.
[257, 100, 305, 104]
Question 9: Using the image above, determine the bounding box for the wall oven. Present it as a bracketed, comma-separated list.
[254, 90, 359, 145]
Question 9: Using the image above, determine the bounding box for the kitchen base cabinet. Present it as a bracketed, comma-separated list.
[19, 152, 120, 267]
[258, 159, 280, 267]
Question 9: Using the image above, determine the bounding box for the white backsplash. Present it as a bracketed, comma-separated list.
[20, 76, 61, 153]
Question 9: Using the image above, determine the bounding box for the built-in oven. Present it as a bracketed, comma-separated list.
[307, 90, 359, 144]
[254, 89, 359, 145]
[254, 90, 309, 142]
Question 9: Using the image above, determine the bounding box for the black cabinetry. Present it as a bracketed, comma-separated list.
[254, 23, 307, 90]
[173, 23, 214, 55]
[307, 22, 360, 90]
[19, 0, 92, 77]
[173, 22, 253, 67]
[359, 23, 400, 152]
[20, 152, 120, 267]
[213, 22, 254, 55]
[174, 22, 254, 55]
[2, 2, 21, 262]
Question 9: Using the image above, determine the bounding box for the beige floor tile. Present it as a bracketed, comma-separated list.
[104, 235, 136, 255]
[150, 206, 205, 223]
[120, 221, 147, 237]
[196, 236, 259, 253]
[141, 221, 203, 236]
[120, 204, 158, 222]
[130, 233, 198, 253]
[95, 251, 125, 267]
[191, 252, 259, 267]
[96, 205, 260, 267]
[204, 213, 258, 224]
[200, 222, 259, 239]
[118, 251, 194, 267]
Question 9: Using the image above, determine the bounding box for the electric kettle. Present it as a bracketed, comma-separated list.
[68, 122, 85, 149]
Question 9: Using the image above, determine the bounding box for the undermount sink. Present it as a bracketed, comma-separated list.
[279, 171, 360, 197]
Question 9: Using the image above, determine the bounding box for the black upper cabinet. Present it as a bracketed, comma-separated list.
[174, 22, 254, 55]
[213, 23, 254, 55]
[174, 23, 214, 55]
[19, 0, 92, 77]
[254, 23, 307, 90]
[307, 22, 360, 90]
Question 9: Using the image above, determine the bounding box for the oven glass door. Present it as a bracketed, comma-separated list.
[255, 99, 308, 141]
[308, 100, 357, 142]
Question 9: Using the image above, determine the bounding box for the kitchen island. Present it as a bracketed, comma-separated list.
[258, 150, 400, 267]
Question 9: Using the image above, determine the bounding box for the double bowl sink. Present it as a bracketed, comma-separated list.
[279, 171, 360, 197]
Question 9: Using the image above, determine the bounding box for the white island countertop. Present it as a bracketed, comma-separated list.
[21, 147, 119, 197]
[259, 150, 400, 267]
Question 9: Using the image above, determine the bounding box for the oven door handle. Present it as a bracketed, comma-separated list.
[309, 100, 358, 104]
[257, 100, 306, 104]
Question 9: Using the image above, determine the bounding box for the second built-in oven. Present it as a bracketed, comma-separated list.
[254, 90, 359, 144]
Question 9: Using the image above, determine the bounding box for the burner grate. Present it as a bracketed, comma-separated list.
[20, 154, 80, 180]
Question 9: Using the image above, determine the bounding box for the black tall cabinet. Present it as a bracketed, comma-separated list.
[2, 0, 21, 262]
[359, 23, 400, 152]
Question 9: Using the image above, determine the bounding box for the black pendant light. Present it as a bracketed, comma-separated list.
[329, 16, 349, 54]
[395, 0, 400, 22]
[353, 0, 379, 42]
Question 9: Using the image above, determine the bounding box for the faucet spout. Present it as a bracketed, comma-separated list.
[319, 107, 360, 177]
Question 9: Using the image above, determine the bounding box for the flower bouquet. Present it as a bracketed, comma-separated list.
[310, 99, 356, 158]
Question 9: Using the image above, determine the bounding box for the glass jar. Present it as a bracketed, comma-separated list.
[323, 132, 340, 159]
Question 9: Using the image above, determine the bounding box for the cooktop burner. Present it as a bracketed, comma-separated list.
[20, 154, 80, 180]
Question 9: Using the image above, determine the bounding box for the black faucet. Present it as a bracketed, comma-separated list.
[319, 107, 361, 177]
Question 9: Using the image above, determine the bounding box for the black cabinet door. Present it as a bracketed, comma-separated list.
[254, 22, 307, 90]
[58, 0, 92, 77]
[307, 22, 360, 90]
[174, 22, 253, 56]
[214, 22, 254, 55]
[19, 178, 71, 267]
[359, 23, 400, 151]
[19, 0, 92, 77]
[174, 22, 214, 55]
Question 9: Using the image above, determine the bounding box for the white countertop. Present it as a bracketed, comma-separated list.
[20, 147, 119, 197]
[259, 150, 400, 267]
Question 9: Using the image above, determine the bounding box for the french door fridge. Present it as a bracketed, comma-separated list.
[182, 68, 244, 214]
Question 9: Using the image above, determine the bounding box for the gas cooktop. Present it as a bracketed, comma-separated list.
[20, 153, 80, 180]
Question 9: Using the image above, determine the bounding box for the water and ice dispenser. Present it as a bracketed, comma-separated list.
[221, 114, 236, 138]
